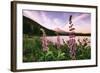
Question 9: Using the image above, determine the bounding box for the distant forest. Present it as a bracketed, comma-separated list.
[23, 16, 91, 36]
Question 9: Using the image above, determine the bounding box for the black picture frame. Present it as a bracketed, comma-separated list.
[11, 1, 98, 72]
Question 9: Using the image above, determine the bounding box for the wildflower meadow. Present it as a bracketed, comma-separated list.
[23, 14, 91, 62]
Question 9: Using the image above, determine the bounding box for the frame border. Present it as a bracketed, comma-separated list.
[11, 1, 98, 72]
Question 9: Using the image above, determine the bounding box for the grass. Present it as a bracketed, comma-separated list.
[23, 35, 91, 62]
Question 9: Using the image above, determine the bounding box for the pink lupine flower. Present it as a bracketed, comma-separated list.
[69, 27, 75, 31]
[77, 38, 90, 47]
[82, 38, 87, 47]
[67, 15, 76, 60]
[55, 32, 61, 49]
[40, 28, 48, 52]
[67, 39, 76, 59]
[78, 38, 82, 45]
[69, 24, 73, 28]
[56, 33, 61, 49]
[82, 38, 90, 47]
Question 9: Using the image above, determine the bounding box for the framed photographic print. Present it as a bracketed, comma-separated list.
[11, 1, 98, 72]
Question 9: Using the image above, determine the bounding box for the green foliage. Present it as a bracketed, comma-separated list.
[76, 45, 91, 60]
[23, 16, 56, 36]
[23, 35, 91, 62]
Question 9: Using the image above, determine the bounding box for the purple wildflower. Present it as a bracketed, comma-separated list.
[56, 33, 61, 49]
[67, 15, 76, 60]
[77, 38, 90, 47]
[40, 28, 48, 52]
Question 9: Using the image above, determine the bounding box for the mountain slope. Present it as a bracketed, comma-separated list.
[23, 16, 57, 36]
[23, 16, 91, 36]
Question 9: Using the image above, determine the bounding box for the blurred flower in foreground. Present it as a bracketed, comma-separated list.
[55, 32, 61, 49]
[78, 38, 90, 47]
[40, 28, 48, 52]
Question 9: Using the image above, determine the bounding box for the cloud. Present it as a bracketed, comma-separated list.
[40, 11, 55, 29]
[23, 10, 90, 33]
[23, 11, 55, 30]
[23, 11, 42, 23]
[73, 14, 89, 23]
[53, 18, 64, 27]
[75, 24, 90, 33]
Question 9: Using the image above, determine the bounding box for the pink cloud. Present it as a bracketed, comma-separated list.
[73, 14, 89, 22]
[23, 11, 90, 33]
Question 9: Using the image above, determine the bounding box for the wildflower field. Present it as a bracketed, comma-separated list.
[23, 35, 91, 62]
[23, 12, 91, 62]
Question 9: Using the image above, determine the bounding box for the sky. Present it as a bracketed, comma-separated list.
[23, 10, 91, 33]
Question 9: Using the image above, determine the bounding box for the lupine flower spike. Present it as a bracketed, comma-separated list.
[40, 28, 48, 52]
[56, 32, 61, 49]
[67, 15, 76, 60]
